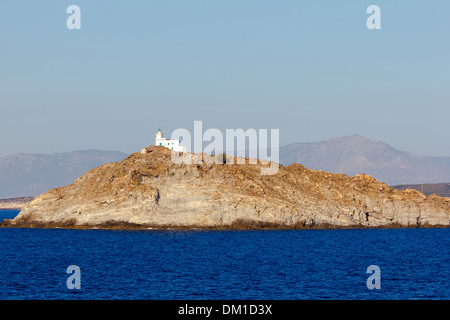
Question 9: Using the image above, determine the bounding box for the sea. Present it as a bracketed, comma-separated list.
[0, 210, 448, 300]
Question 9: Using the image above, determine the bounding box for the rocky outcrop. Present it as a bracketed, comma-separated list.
[2, 146, 449, 229]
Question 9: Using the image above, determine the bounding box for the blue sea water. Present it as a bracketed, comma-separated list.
[0, 210, 448, 300]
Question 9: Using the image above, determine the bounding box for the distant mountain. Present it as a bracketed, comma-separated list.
[279, 134, 450, 186]
[392, 183, 450, 198]
[0, 150, 128, 198]
[0, 197, 34, 210]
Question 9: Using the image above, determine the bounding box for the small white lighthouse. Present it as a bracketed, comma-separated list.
[154, 129, 186, 152]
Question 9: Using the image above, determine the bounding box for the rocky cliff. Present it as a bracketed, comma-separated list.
[2, 146, 449, 229]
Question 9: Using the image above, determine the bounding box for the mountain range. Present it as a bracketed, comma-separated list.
[0, 150, 128, 199]
[279, 134, 450, 186]
[392, 183, 450, 198]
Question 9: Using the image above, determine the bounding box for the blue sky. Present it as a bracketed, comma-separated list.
[1, 1, 449, 156]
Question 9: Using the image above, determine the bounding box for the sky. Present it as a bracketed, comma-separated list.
[1, 1, 449, 157]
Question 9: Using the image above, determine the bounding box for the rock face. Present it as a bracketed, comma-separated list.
[2, 146, 449, 229]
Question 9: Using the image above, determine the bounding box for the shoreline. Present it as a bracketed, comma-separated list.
[1, 219, 448, 231]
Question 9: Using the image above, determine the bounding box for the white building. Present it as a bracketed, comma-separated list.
[155, 129, 186, 153]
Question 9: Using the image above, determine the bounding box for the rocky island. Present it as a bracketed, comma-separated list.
[1, 146, 449, 229]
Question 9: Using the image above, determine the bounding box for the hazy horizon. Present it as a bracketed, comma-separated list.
[1, 1, 449, 157]
[1, 133, 449, 161]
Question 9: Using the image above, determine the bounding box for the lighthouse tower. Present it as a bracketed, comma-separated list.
[154, 129, 186, 152]
[155, 128, 163, 142]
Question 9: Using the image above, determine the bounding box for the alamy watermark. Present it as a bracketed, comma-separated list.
[66, 5, 81, 30]
[366, 265, 381, 290]
[63, 264, 382, 292]
[168, 121, 280, 175]
[66, 5, 380, 31]
[366, 5, 381, 30]
[66, 265, 81, 290]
